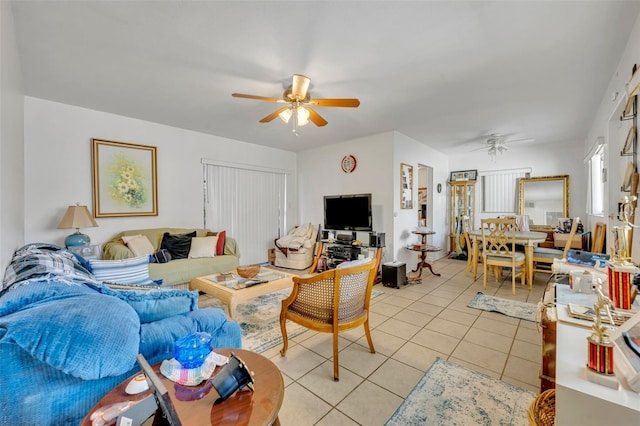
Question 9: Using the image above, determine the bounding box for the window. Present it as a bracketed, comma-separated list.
[481, 168, 531, 213]
[587, 141, 605, 216]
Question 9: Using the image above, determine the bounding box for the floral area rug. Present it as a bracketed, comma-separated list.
[467, 292, 537, 322]
[385, 358, 536, 426]
[200, 288, 384, 353]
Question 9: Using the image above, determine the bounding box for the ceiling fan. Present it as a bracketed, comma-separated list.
[232, 74, 360, 131]
[471, 133, 535, 159]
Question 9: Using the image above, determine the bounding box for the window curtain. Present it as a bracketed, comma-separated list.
[203, 161, 287, 264]
[481, 168, 531, 213]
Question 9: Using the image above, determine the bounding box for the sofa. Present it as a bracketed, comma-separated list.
[274, 223, 318, 270]
[103, 228, 240, 288]
[0, 244, 242, 425]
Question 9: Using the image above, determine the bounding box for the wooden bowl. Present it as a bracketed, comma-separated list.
[236, 264, 260, 278]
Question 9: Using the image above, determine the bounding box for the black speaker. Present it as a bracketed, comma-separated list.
[321, 230, 330, 240]
[382, 262, 406, 288]
[369, 232, 385, 248]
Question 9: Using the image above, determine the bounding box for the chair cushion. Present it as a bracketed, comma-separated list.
[336, 257, 373, 269]
[533, 247, 563, 259]
[486, 252, 525, 262]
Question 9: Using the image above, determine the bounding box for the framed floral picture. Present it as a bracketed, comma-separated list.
[92, 139, 158, 217]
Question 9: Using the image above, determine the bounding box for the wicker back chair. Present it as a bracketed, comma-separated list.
[279, 260, 377, 381]
[481, 217, 526, 295]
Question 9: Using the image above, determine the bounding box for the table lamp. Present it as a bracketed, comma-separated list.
[57, 204, 98, 248]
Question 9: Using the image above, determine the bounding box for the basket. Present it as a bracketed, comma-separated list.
[236, 264, 260, 278]
[528, 388, 555, 426]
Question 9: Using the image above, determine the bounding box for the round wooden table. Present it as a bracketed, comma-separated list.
[82, 348, 284, 426]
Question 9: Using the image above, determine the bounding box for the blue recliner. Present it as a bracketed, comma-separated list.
[0, 244, 242, 425]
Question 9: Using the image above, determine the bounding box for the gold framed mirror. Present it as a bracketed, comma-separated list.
[518, 175, 569, 228]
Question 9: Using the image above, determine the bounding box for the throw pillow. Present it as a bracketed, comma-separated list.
[216, 230, 226, 255]
[126, 235, 155, 257]
[206, 230, 226, 255]
[160, 231, 196, 260]
[188, 236, 218, 258]
[89, 255, 155, 285]
[121, 234, 143, 244]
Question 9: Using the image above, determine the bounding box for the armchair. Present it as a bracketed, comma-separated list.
[274, 223, 318, 270]
[279, 259, 377, 380]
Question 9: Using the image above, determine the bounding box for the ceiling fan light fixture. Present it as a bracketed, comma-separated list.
[296, 107, 310, 126]
[279, 108, 292, 123]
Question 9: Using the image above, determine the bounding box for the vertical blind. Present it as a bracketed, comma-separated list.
[481, 168, 531, 213]
[203, 162, 286, 264]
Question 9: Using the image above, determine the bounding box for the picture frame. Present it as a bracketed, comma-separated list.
[449, 169, 478, 181]
[400, 163, 414, 209]
[621, 125, 636, 155]
[92, 138, 158, 218]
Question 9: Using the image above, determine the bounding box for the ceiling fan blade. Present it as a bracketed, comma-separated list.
[291, 75, 310, 100]
[504, 138, 535, 145]
[232, 93, 285, 103]
[259, 107, 289, 123]
[307, 108, 328, 127]
[308, 98, 360, 108]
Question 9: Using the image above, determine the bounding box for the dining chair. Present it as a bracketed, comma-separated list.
[591, 222, 606, 253]
[531, 217, 580, 276]
[461, 215, 482, 277]
[279, 259, 377, 381]
[481, 217, 525, 295]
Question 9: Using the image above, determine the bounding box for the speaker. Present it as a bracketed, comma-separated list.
[321, 230, 330, 240]
[369, 232, 386, 248]
[382, 262, 406, 288]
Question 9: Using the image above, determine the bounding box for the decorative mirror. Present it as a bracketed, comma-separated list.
[518, 175, 569, 228]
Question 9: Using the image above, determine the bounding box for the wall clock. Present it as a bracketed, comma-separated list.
[341, 155, 357, 173]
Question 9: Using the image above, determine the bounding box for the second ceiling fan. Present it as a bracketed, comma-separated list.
[232, 74, 360, 130]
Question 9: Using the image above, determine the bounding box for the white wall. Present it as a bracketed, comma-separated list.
[392, 132, 449, 266]
[0, 2, 25, 269]
[297, 132, 394, 260]
[585, 13, 640, 256]
[297, 131, 449, 267]
[23, 97, 297, 248]
[449, 141, 585, 229]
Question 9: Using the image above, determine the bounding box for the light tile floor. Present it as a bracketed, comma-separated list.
[235, 258, 550, 425]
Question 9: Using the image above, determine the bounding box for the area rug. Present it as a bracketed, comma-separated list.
[385, 358, 536, 426]
[200, 288, 384, 353]
[467, 292, 537, 322]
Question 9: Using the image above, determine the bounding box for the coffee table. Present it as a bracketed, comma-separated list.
[190, 269, 293, 319]
[81, 348, 284, 426]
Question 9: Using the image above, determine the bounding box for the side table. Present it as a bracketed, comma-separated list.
[406, 231, 441, 278]
[81, 348, 284, 426]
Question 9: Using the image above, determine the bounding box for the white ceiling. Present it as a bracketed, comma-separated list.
[10, 1, 640, 153]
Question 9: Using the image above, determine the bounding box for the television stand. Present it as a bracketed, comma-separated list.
[309, 240, 384, 284]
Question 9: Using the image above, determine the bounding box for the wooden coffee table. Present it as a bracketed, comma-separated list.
[190, 269, 293, 319]
[81, 348, 284, 426]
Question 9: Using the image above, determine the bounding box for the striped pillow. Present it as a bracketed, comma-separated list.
[89, 256, 154, 285]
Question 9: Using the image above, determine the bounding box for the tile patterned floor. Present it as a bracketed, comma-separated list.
[215, 257, 550, 425]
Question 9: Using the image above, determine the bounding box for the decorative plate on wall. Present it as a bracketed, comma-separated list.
[341, 155, 357, 173]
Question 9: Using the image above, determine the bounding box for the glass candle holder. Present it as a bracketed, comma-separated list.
[174, 332, 212, 369]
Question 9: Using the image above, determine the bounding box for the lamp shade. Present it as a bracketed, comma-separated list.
[57, 205, 98, 229]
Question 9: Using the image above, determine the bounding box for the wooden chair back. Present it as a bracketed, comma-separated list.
[481, 217, 517, 260]
[591, 222, 606, 253]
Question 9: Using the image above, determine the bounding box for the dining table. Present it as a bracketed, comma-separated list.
[468, 229, 548, 289]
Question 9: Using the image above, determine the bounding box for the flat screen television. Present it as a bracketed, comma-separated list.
[324, 193, 372, 231]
